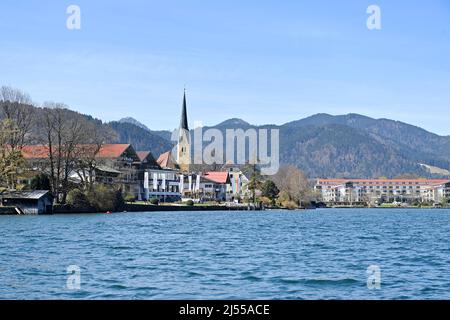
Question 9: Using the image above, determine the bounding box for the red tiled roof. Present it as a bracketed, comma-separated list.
[203, 172, 230, 184]
[157, 151, 172, 168]
[21, 145, 49, 159]
[136, 151, 151, 162]
[21, 144, 131, 159]
[97, 144, 131, 158]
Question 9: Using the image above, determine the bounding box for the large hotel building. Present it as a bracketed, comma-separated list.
[315, 179, 450, 205]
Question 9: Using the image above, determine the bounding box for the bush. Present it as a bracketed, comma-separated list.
[282, 200, 298, 209]
[67, 189, 91, 209]
[276, 191, 291, 206]
[61, 185, 126, 212]
[259, 196, 272, 206]
[186, 200, 194, 206]
[124, 192, 136, 203]
[149, 198, 159, 205]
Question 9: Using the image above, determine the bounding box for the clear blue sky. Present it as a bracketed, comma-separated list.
[0, 0, 449, 134]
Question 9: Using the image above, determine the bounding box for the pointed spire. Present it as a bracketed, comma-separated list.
[180, 88, 189, 131]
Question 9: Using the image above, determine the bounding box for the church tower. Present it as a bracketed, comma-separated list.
[177, 90, 190, 172]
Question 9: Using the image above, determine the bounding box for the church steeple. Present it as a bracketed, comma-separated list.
[177, 89, 190, 173]
[180, 89, 189, 131]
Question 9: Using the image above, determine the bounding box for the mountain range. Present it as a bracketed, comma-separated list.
[3, 100, 450, 178]
[117, 113, 450, 178]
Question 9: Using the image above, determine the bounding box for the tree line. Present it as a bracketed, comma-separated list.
[245, 163, 318, 209]
[0, 86, 112, 204]
[1, 86, 319, 210]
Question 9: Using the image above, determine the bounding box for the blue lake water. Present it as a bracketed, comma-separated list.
[1, 208, 450, 300]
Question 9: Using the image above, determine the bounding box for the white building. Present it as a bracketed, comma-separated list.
[422, 182, 450, 204]
[315, 179, 450, 204]
[140, 168, 181, 202]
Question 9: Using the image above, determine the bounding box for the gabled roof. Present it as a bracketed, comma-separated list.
[137, 151, 151, 162]
[157, 151, 170, 168]
[1, 190, 52, 200]
[137, 150, 160, 168]
[97, 144, 131, 158]
[21, 144, 133, 160]
[203, 172, 230, 184]
[157, 150, 178, 169]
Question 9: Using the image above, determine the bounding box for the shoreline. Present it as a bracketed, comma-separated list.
[2, 205, 450, 216]
[53, 203, 263, 214]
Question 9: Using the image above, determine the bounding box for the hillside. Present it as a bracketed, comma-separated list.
[279, 123, 428, 178]
[280, 113, 450, 177]
[0, 103, 173, 158]
[3, 99, 450, 178]
[285, 113, 450, 160]
[108, 121, 172, 156]
[201, 114, 450, 178]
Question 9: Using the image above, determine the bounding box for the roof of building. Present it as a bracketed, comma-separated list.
[180, 90, 189, 131]
[95, 165, 122, 174]
[21, 145, 49, 159]
[136, 151, 160, 169]
[317, 178, 450, 185]
[203, 172, 230, 184]
[136, 151, 151, 162]
[21, 144, 132, 159]
[157, 150, 178, 169]
[1, 190, 53, 200]
[97, 144, 131, 158]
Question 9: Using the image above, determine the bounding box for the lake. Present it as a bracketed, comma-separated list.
[1, 208, 450, 299]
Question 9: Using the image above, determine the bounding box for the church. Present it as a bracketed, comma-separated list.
[156, 89, 191, 173]
[151, 91, 246, 203]
[176, 89, 191, 173]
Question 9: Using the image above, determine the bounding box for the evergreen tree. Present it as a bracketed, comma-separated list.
[30, 174, 51, 190]
[261, 180, 279, 204]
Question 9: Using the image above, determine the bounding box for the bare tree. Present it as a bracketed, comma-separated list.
[60, 114, 88, 203]
[272, 165, 311, 206]
[39, 106, 58, 197]
[37, 103, 108, 202]
[0, 119, 24, 189]
[0, 102, 34, 149]
[37, 103, 86, 202]
[40, 105, 63, 201]
[0, 86, 32, 104]
[0, 87, 34, 149]
[0, 87, 32, 189]
[74, 123, 108, 191]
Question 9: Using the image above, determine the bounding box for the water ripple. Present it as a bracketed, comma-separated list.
[2, 209, 450, 299]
